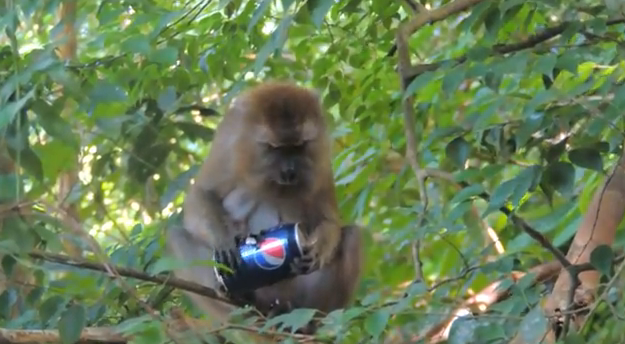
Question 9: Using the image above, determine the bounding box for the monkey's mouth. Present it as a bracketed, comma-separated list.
[274, 179, 300, 186]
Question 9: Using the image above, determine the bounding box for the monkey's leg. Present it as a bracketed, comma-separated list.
[259, 225, 364, 335]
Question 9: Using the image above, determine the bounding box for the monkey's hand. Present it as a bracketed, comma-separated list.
[214, 234, 245, 276]
[291, 221, 341, 275]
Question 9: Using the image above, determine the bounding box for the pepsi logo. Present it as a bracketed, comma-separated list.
[254, 238, 286, 270]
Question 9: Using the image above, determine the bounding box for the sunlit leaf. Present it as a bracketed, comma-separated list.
[247, 0, 271, 33]
[310, 0, 335, 28]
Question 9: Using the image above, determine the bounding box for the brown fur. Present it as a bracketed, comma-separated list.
[167, 81, 363, 333]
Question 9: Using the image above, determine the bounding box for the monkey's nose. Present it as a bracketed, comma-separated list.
[280, 168, 297, 184]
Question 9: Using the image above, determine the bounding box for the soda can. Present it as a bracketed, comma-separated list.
[214, 223, 304, 293]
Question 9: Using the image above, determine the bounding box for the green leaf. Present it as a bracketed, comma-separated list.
[556, 53, 579, 74]
[281, 0, 296, 11]
[0, 289, 17, 319]
[280, 308, 316, 333]
[310, 0, 335, 28]
[404, 71, 435, 98]
[516, 112, 544, 148]
[149, 46, 178, 65]
[442, 66, 466, 95]
[483, 178, 516, 216]
[31, 100, 79, 149]
[568, 148, 603, 172]
[1, 255, 16, 277]
[589, 244, 613, 277]
[473, 323, 507, 342]
[448, 316, 477, 344]
[219, 0, 234, 9]
[121, 34, 151, 55]
[58, 304, 86, 344]
[364, 308, 390, 339]
[446, 137, 470, 168]
[509, 165, 542, 206]
[39, 296, 67, 324]
[563, 331, 586, 344]
[542, 162, 575, 196]
[450, 184, 485, 205]
[35, 140, 78, 181]
[90, 80, 127, 104]
[534, 54, 557, 78]
[0, 173, 19, 203]
[160, 165, 199, 209]
[148, 256, 189, 275]
[175, 122, 215, 141]
[8, 147, 43, 181]
[448, 201, 472, 223]
[247, 0, 271, 33]
[157, 86, 178, 114]
[483, 7, 501, 36]
[0, 88, 35, 131]
[519, 305, 548, 343]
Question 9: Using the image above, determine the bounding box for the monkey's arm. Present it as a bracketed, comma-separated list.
[183, 185, 243, 268]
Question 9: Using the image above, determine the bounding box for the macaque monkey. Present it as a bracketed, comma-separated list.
[167, 81, 363, 331]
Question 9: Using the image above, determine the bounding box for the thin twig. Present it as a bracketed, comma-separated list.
[388, 0, 485, 57]
[396, 23, 428, 284]
[397, 17, 625, 81]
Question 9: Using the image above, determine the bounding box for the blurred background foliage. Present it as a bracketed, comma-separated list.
[1, 0, 625, 343]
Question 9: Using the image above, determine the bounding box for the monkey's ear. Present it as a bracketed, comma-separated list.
[229, 96, 249, 114]
[309, 87, 323, 103]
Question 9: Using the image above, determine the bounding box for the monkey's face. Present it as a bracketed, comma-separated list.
[258, 140, 315, 191]
[233, 81, 328, 194]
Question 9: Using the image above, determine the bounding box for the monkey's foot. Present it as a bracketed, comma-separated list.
[228, 291, 256, 307]
[267, 299, 292, 317]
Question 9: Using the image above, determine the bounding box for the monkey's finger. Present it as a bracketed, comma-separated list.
[228, 249, 242, 270]
[234, 234, 245, 245]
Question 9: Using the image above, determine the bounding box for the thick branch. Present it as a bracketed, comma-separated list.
[0, 314, 320, 343]
[422, 260, 562, 343]
[538, 144, 625, 342]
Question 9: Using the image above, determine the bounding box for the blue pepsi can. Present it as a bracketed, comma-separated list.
[214, 223, 304, 293]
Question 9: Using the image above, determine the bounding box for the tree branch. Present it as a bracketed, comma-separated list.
[388, 0, 486, 57]
[28, 250, 233, 305]
[401, 17, 625, 82]
[422, 168, 572, 269]
[396, 19, 429, 284]
[420, 261, 561, 343]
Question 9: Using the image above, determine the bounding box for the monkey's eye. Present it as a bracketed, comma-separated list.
[262, 142, 278, 150]
[294, 140, 308, 149]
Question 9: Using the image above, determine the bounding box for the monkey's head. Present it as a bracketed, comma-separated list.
[232, 81, 330, 195]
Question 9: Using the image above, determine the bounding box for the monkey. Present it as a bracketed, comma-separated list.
[166, 81, 363, 333]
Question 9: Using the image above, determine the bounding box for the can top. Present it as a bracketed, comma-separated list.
[293, 223, 304, 255]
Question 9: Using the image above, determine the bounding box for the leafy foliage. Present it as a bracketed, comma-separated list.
[1, 0, 625, 343]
